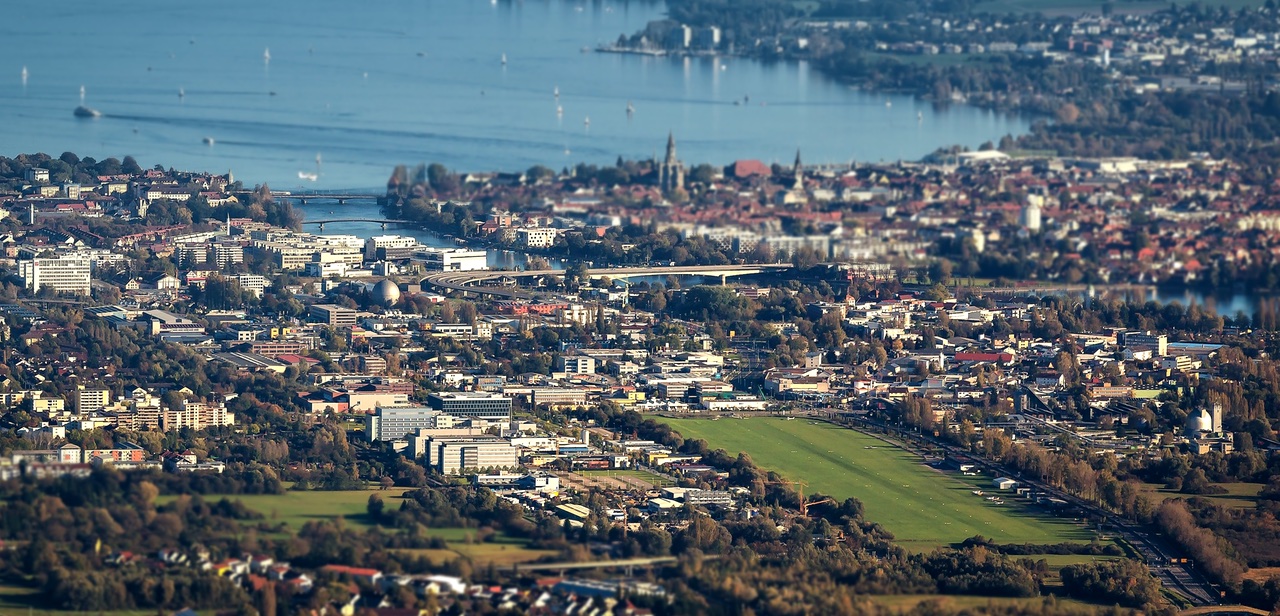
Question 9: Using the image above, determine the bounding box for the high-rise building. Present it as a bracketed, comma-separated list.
[18, 256, 92, 294]
[211, 241, 245, 268]
[75, 387, 111, 414]
[175, 243, 209, 267]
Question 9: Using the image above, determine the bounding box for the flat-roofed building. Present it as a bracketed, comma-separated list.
[1120, 331, 1168, 356]
[18, 255, 92, 294]
[429, 436, 519, 475]
[74, 387, 111, 414]
[418, 247, 488, 272]
[426, 392, 512, 420]
[366, 406, 457, 442]
[529, 388, 588, 407]
[310, 304, 357, 327]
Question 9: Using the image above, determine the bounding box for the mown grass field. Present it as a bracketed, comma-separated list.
[156, 487, 415, 531]
[1141, 481, 1265, 510]
[154, 488, 557, 567]
[658, 417, 1097, 550]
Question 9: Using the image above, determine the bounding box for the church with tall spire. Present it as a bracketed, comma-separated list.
[791, 149, 804, 190]
[777, 148, 809, 205]
[656, 132, 685, 196]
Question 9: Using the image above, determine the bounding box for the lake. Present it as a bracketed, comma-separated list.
[0, 0, 1029, 190]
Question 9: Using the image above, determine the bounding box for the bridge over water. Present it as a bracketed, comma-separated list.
[423, 263, 792, 298]
[300, 218, 413, 231]
[271, 191, 382, 205]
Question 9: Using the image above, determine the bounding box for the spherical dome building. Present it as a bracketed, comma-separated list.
[373, 279, 401, 306]
[1188, 409, 1213, 434]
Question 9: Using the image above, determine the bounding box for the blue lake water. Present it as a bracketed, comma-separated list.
[1, 0, 1028, 191]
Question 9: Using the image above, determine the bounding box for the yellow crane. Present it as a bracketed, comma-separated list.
[764, 479, 835, 516]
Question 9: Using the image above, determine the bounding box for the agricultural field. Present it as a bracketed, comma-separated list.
[658, 417, 1098, 550]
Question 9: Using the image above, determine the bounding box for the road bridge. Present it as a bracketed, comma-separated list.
[271, 191, 382, 205]
[301, 218, 413, 231]
[423, 263, 792, 297]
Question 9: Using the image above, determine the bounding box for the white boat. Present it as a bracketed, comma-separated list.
[264, 47, 271, 65]
[554, 86, 559, 99]
[885, 99, 892, 108]
[556, 104, 563, 116]
[583, 115, 590, 127]
[202, 136, 215, 145]
[298, 171, 318, 181]
[73, 106, 101, 118]
[178, 87, 185, 99]
[21, 66, 27, 87]
[626, 100, 634, 115]
[501, 53, 507, 65]
[917, 111, 923, 121]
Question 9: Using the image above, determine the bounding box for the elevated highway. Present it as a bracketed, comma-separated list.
[422, 263, 791, 297]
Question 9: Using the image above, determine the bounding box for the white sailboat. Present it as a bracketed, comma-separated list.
[583, 115, 590, 127]
[626, 100, 635, 116]
[500, 52, 507, 65]
[554, 85, 559, 99]
[302, 152, 322, 182]
[178, 87, 185, 100]
[263, 47, 271, 66]
[20, 66, 27, 88]
[74, 85, 100, 117]
[556, 104, 563, 117]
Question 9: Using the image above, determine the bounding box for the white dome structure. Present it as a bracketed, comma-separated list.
[1188, 409, 1213, 434]
[373, 279, 401, 306]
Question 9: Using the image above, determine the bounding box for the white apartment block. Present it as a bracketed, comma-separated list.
[18, 256, 92, 294]
[365, 235, 418, 258]
[516, 227, 559, 249]
[75, 387, 111, 414]
[235, 274, 268, 297]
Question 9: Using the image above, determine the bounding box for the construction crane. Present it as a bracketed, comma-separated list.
[763, 479, 834, 516]
[801, 497, 835, 517]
